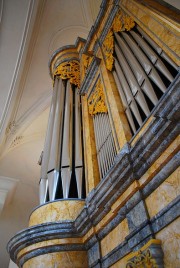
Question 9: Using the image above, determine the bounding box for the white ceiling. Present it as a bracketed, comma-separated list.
[0, 0, 101, 266]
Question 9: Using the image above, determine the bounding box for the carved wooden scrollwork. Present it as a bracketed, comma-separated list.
[126, 249, 158, 268]
[102, 10, 135, 71]
[54, 60, 80, 88]
[88, 79, 108, 116]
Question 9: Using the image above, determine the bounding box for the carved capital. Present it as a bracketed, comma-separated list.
[88, 79, 108, 116]
[54, 60, 80, 88]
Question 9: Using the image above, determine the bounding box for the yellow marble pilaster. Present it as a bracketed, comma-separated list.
[99, 57, 132, 150]
[82, 96, 100, 193]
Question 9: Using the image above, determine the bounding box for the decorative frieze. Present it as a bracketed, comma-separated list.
[54, 60, 80, 88]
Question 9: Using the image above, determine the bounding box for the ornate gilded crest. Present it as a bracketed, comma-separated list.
[126, 249, 158, 268]
[54, 60, 80, 88]
[112, 10, 135, 32]
[82, 54, 93, 73]
[102, 30, 114, 71]
[102, 10, 135, 71]
[88, 80, 108, 116]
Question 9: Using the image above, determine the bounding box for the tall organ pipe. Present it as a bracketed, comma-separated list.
[47, 78, 65, 201]
[39, 78, 59, 204]
[75, 91, 83, 198]
[61, 80, 71, 199]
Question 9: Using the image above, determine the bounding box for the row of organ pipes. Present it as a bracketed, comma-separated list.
[93, 113, 117, 179]
[39, 77, 84, 204]
[113, 26, 178, 134]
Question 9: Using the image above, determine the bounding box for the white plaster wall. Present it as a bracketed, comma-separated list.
[0, 182, 38, 268]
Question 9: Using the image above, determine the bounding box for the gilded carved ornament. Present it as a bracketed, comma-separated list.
[126, 249, 158, 268]
[88, 80, 108, 116]
[54, 60, 80, 88]
[81, 54, 93, 74]
[102, 10, 135, 71]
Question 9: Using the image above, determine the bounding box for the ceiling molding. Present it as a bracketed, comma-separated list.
[0, 0, 46, 147]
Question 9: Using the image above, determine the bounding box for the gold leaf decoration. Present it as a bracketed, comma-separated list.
[54, 60, 80, 88]
[102, 10, 135, 71]
[88, 80, 108, 116]
[124, 15, 135, 31]
[82, 54, 93, 73]
[102, 30, 114, 71]
[126, 249, 158, 268]
[112, 10, 135, 33]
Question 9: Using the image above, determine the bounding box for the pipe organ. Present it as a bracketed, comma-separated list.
[8, 1, 180, 267]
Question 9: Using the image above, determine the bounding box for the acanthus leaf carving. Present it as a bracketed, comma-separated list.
[54, 60, 80, 88]
[102, 9, 135, 71]
[88, 79, 108, 116]
[126, 249, 158, 268]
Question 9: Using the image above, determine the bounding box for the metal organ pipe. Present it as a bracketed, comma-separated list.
[115, 43, 150, 117]
[75, 91, 83, 198]
[61, 80, 71, 199]
[39, 78, 59, 204]
[47, 78, 65, 201]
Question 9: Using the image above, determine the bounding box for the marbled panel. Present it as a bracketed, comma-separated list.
[100, 219, 129, 257]
[156, 219, 180, 268]
[23, 251, 88, 268]
[29, 200, 85, 226]
[145, 167, 180, 218]
[139, 136, 179, 188]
